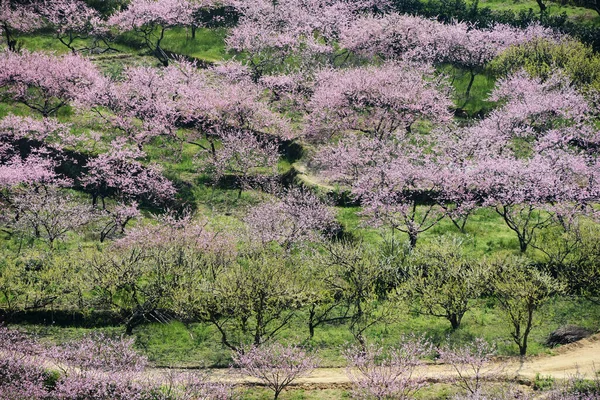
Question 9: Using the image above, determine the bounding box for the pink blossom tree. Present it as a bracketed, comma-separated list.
[51, 332, 148, 374]
[200, 130, 280, 197]
[344, 337, 433, 400]
[154, 370, 238, 400]
[339, 13, 555, 98]
[13, 186, 97, 248]
[96, 202, 141, 242]
[339, 13, 442, 63]
[50, 333, 148, 400]
[313, 133, 448, 248]
[0, 114, 75, 166]
[84, 61, 190, 144]
[438, 338, 497, 396]
[0, 1, 44, 51]
[84, 59, 289, 148]
[443, 71, 600, 252]
[434, 159, 479, 233]
[232, 343, 318, 400]
[305, 62, 453, 141]
[113, 209, 235, 257]
[339, 12, 554, 68]
[0, 154, 65, 236]
[0, 115, 79, 234]
[472, 156, 557, 252]
[0, 50, 103, 117]
[227, 0, 378, 79]
[352, 149, 446, 248]
[42, 0, 117, 54]
[0, 326, 48, 400]
[108, 0, 194, 65]
[0, 326, 237, 399]
[245, 187, 338, 248]
[438, 23, 555, 98]
[0, 154, 63, 189]
[81, 138, 176, 208]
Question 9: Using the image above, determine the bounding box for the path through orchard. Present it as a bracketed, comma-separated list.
[29, 334, 600, 391]
[168, 334, 600, 388]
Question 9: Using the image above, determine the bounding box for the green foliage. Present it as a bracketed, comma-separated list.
[534, 373, 556, 391]
[174, 249, 308, 350]
[490, 37, 600, 90]
[0, 249, 85, 314]
[490, 256, 567, 355]
[401, 236, 490, 329]
[160, 27, 229, 62]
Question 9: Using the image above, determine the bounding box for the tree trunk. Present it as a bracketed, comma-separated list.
[449, 313, 461, 330]
[519, 236, 528, 253]
[465, 70, 476, 99]
[3, 24, 16, 52]
[308, 306, 316, 340]
[520, 307, 534, 356]
[536, 0, 547, 13]
[519, 340, 527, 356]
[408, 232, 418, 249]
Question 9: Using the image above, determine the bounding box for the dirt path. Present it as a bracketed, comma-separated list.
[23, 334, 598, 390]
[196, 334, 600, 387]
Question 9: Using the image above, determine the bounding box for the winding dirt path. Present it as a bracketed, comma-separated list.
[25, 334, 599, 391]
[193, 334, 600, 388]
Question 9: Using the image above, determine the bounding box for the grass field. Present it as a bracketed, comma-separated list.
[479, 0, 600, 23]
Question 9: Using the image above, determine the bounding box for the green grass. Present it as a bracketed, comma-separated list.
[16, 27, 228, 66]
[479, 0, 600, 24]
[239, 388, 352, 400]
[160, 27, 230, 63]
[438, 65, 498, 117]
[239, 383, 529, 400]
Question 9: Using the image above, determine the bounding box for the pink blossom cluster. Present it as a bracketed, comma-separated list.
[0, 114, 74, 188]
[82, 138, 176, 206]
[108, 0, 194, 30]
[0, 50, 103, 117]
[44, 0, 106, 34]
[11, 186, 97, 246]
[0, 154, 63, 188]
[340, 12, 556, 67]
[305, 61, 453, 140]
[114, 209, 236, 260]
[42, 0, 113, 53]
[0, 325, 48, 400]
[344, 336, 434, 400]
[313, 68, 600, 248]
[438, 337, 497, 396]
[0, 1, 45, 50]
[0, 326, 236, 399]
[232, 343, 318, 400]
[245, 187, 339, 247]
[84, 59, 290, 145]
[227, 0, 385, 58]
[201, 129, 280, 192]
